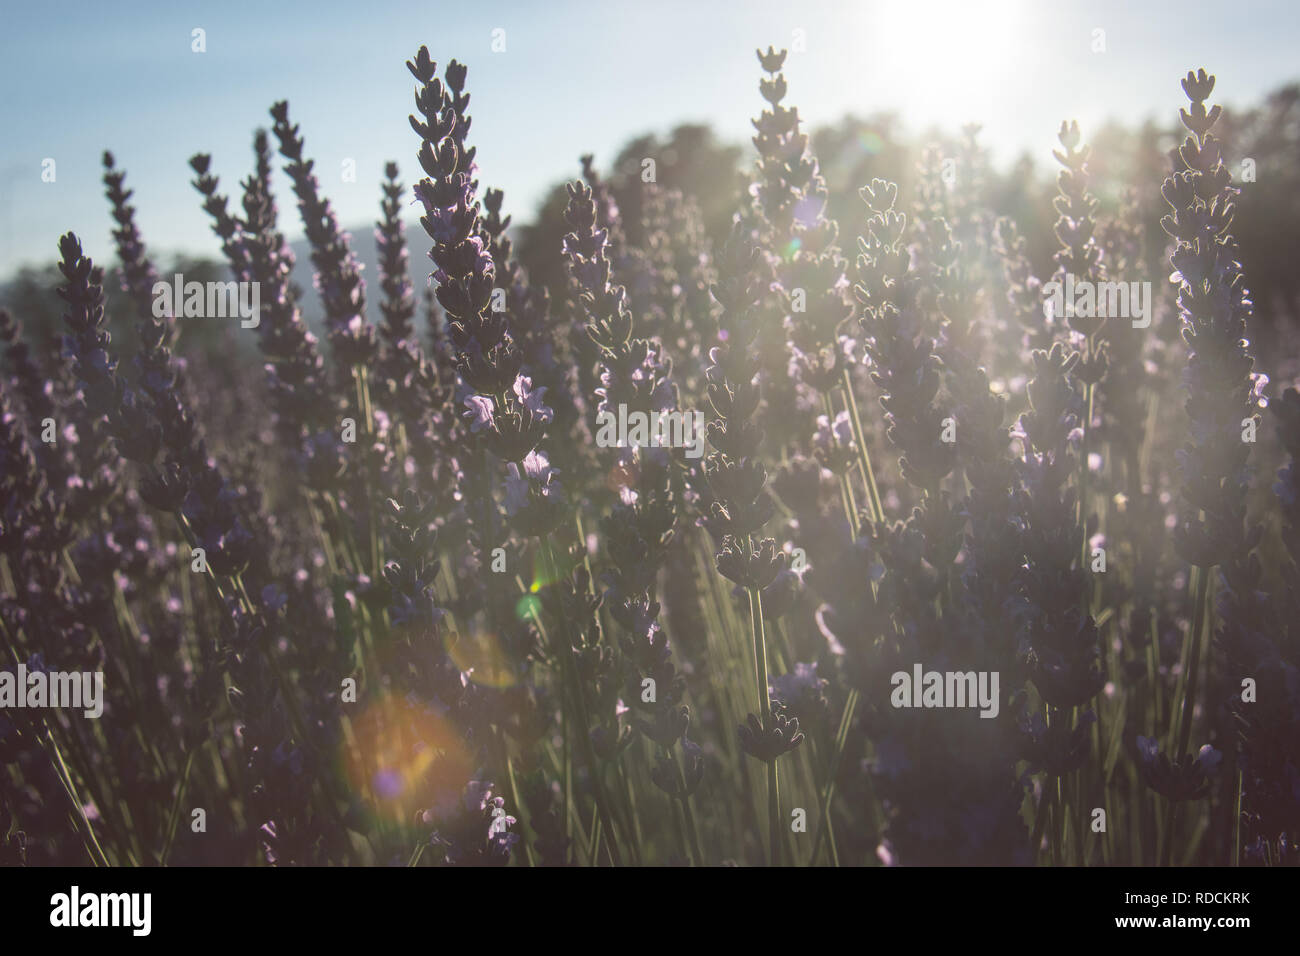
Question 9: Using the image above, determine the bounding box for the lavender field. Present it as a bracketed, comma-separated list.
[2, 6, 1299, 870]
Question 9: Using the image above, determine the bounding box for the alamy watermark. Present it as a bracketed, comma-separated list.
[595, 404, 706, 459]
[152, 274, 261, 328]
[890, 663, 999, 718]
[0, 662, 103, 718]
[1042, 273, 1151, 329]
[50, 886, 150, 936]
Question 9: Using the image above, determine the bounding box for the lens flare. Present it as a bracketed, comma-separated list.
[342, 694, 470, 822]
[528, 544, 577, 592]
[857, 129, 884, 155]
[444, 627, 517, 688]
[515, 593, 542, 623]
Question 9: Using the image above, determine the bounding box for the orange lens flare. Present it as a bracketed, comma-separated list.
[342, 694, 471, 822]
[444, 628, 517, 688]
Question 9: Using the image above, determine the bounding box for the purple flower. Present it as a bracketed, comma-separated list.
[770, 662, 827, 706]
[512, 374, 553, 423]
[462, 393, 494, 433]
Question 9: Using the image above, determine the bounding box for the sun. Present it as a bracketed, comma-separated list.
[854, 0, 1025, 127]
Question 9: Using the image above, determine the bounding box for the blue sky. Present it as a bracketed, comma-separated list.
[1, 0, 1296, 278]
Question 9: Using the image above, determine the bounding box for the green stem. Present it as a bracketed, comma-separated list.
[353, 365, 382, 577]
[810, 688, 856, 866]
[1029, 781, 1051, 862]
[541, 539, 625, 866]
[505, 753, 536, 867]
[679, 792, 704, 865]
[159, 749, 197, 866]
[45, 725, 112, 866]
[825, 392, 861, 539]
[1078, 375, 1095, 575]
[1232, 768, 1243, 867]
[561, 671, 572, 860]
[748, 583, 779, 866]
[1175, 568, 1211, 761]
[1160, 801, 1181, 867]
[1050, 779, 1061, 866]
[840, 368, 884, 524]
